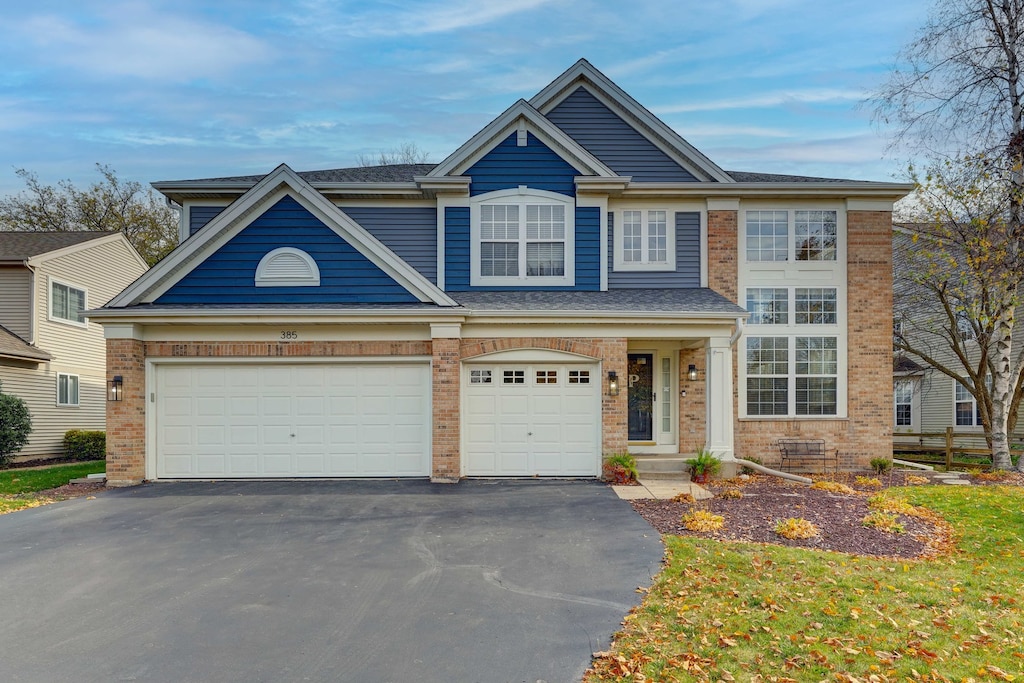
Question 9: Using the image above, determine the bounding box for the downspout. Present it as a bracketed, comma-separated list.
[729, 315, 744, 347]
[25, 261, 37, 345]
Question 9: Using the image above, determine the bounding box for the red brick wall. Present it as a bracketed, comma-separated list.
[678, 348, 706, 453]
[106, 338, 146, 486]
[732, 210, 894, 468]
[431, 338, 460, 482]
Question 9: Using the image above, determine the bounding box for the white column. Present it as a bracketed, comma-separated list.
[705, 336, 735, 460]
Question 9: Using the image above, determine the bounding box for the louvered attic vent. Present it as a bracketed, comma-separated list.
[255, 247, 321, 287]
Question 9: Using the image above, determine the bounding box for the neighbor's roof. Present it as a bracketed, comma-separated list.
[0, 231, 119, 262]
[0, 324, 51, 362]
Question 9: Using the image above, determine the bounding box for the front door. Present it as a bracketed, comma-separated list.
[628, 353, 654, 441]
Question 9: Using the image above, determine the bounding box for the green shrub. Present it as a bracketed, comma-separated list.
[869, 457, 892, 475]
[62, 430, 105, 462]
[685, 447, 721, 476]
[603, 452, 638, 483]
[0, 381, 32, 466]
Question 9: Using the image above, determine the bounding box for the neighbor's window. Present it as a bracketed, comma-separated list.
[894, 379, 914, 427]
[954, 381, 982, 426]
[50, 280, 87, 325]
[57, 373, 80, 407]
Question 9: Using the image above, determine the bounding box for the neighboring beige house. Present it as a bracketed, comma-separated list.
[0, 232, 148, 458]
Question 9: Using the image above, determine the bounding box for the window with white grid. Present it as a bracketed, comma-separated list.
[471, 189, 573, 285]
[745, 211, 789, 262]
[795, 210, 837, 261]
[615, 209, 674, 270]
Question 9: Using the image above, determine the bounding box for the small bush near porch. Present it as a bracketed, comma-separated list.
[587, 481, 1024, 681]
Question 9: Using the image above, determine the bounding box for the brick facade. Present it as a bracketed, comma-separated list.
[719, 209, 894, 469]
[105, 335, 632, 483]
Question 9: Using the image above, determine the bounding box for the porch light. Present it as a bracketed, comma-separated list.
[108, 375, 123, 402]
[607, 371, 620, 396]
[687, 364, 699, 382]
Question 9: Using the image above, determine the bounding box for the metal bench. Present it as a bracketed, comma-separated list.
[777, 438, 838, 473]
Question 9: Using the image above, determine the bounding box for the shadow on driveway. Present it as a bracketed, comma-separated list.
[0, 479, 662, 683]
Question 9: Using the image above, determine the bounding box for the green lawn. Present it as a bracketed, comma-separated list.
[586, 485, 1024, 681]
[0, 460, 106, 514]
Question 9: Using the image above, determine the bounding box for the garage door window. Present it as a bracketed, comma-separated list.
[536, 370, 558, 384]
[503, 370, 525, 384]
[568, 370, 590, 384]
[470, 369, 492, 384]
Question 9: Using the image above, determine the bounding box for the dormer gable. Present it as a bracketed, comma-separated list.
[530, 59, 733, 183]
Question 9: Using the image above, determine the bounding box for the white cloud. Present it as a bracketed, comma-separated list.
[656, 89, 865, 114]
[16, 6, 272, 82]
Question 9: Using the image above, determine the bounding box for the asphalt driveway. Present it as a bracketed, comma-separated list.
[0, 480, 662, 682]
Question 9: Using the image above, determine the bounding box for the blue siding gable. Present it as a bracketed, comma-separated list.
[465, 133, 578, 196]
[546, 87, 699, 182]
[156, 196, 420, 305]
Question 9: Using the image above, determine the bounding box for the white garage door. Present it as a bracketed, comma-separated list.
[463, 363, 600, 477]
[155, 362, 430, 479]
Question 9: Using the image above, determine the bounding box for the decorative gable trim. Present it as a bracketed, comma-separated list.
[108, 164, 457, 308]
[426, 100, 624, 180]
[529, 59, 734, 184]
[255, 247, 321, 287]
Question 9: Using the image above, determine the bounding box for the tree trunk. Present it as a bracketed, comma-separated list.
[991, 310, 1016, 470]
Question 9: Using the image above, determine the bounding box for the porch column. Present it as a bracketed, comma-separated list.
[705, 336, 735, 460]
[105, 324, 146, 486]
[430, 323, 462, 483]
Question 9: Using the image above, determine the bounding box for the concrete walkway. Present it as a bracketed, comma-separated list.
[611, 478, 714, 500]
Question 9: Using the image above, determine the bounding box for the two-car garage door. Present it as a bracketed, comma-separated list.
[154, 362, 430, 479]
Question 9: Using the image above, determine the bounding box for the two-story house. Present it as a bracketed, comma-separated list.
[89, 60, 911, 486]
[0, 231, 148, 458]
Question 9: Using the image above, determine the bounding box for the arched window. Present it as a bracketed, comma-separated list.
[255, 247, 320, 287]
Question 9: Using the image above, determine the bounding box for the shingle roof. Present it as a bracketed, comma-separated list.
[451, 288, 747, 314]
[0, 231, 119, 262]
[159, 165, 876, 187]
[0, 324, 51, 362]
[894, 356, 925, 373]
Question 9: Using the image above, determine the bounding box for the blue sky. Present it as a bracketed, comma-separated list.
[0, 0, 932, 197]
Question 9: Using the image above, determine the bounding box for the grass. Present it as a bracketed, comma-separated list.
[0, 460, 105, 514]
[586, 485, 1024, 681]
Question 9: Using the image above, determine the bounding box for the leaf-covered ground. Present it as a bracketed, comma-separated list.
[586, 474, 1024, 682]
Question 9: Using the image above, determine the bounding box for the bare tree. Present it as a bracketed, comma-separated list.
[894, 154, 1024, 470]
[0, 164, 179, 266]
[874, 1, 1024, 470]
[356, 142, 430, 167]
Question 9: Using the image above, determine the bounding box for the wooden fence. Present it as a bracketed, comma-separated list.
[893, 427, 1023, 469]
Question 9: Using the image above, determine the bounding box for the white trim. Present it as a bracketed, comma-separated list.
[56, 372, 80, 407]
[462, 348, 599, 363]
[846, 198, 897, 212]
[47, 276, 89, 328]
[110, 164, 457, 308]
[528, 61, 734, 184]
[706, 197, 740, 211]
[469, 187, 576, 287]
[427, 100, 619, 179]
[254, 247, 321, 287]
[26, 232, 147, 271]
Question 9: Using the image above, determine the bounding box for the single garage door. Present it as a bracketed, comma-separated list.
[155, 362, 430, 478]
[463, 363, 600, 477]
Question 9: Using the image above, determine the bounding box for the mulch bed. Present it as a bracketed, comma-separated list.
[630, 470, 1023, 559]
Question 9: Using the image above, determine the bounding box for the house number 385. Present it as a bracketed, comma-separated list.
[280, 331, 298, 340]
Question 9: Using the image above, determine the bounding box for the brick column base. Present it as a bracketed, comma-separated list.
[431, 338, 460, 482]
[106, 339, 146, 486]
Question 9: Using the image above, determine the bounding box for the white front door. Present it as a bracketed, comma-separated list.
[463, 363, 600, 476]
[154, 362, 430, 478]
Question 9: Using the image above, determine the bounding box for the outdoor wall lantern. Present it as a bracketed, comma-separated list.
[108, 375, 123, 402]
[607, 371, 620, 396]
[687, 364, 700, 382]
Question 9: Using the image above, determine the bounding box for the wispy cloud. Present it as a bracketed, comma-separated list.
[657, 89, 865, 114]
[15, 6, 272, 82]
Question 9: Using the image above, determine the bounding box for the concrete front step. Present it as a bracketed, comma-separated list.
[633, 456, 689, 479]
